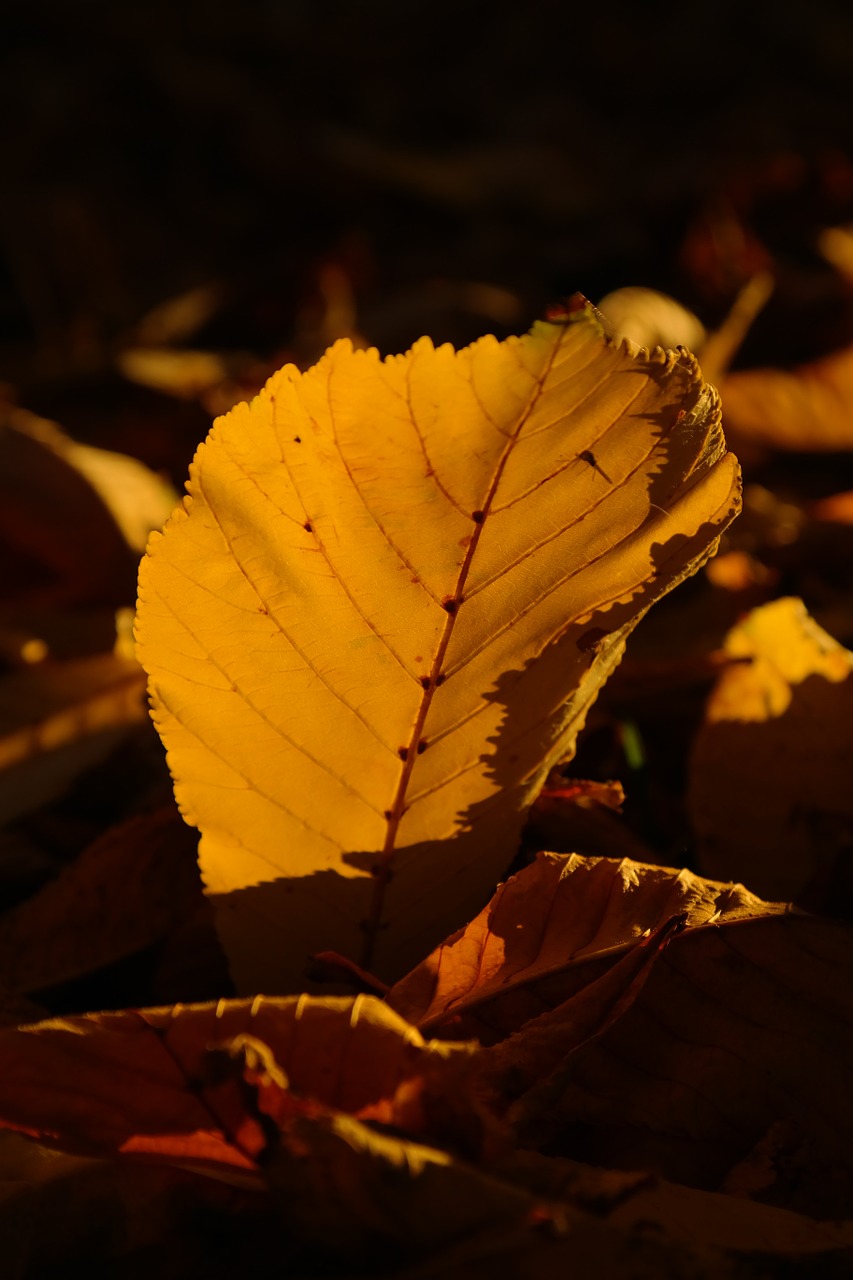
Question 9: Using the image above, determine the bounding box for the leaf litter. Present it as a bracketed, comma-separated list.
[3, 297, 853, 1277]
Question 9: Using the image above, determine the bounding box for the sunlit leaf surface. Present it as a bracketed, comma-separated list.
[137, 305, 740, 988]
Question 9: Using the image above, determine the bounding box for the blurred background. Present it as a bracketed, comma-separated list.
[2, 0, 853, 481]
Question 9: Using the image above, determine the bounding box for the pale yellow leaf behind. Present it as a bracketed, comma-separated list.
[137, 309, 739, 989]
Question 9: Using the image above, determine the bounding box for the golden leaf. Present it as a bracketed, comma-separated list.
[688, 597, 853, 903]
[136, 304, 740, 988]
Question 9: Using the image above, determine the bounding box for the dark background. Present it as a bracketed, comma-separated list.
[2, 0, 853, 482]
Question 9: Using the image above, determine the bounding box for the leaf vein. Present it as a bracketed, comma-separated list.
[154, 587, 387, 819]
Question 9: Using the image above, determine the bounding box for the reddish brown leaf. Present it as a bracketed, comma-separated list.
[479, 915, 684, 1111]
[385, 853, 789, 1040]
[526, 777, 658, 864]
[497, 912, 853, 1217]
[0, 995, 472, 1169]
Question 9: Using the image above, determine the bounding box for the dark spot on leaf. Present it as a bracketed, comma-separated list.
[442, 598, 459, 614]
[472, 510, 485, 523]
[383, 810, 393, 820]
[293, 435, 302, 443]
[459, 534, 472, 549]
[303, 521, 313, 533]
[414, 655, 423, 663]
[580, 450, 597, 467]
[435, 673, 446, 686]
[411, 577, 420, 585]
[258, 605, 268, 615]
[397, 747, 408, 761]
[578, 627, 607, 653]
[545, 294, 587, 324]
[417, 740, 428, 754]
[420, 677, 431, 690]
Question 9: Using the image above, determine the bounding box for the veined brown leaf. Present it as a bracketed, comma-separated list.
[0, 994, 471, 1168]
[136, 303, 740, 989]
[491, 910, 853, 1217]
[386, 853, 791, 1038]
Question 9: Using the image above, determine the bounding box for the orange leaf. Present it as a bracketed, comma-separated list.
[386, 852, 789, 1039]
[136, 304, 740, 990]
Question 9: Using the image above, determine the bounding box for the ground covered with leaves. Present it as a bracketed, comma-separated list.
[2, 4, 853, 1277]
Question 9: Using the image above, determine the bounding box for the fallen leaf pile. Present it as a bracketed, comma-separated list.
[2, 292, 853, 1280]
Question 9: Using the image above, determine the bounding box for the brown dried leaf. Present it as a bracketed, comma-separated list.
[496, 1151, 853, 1257]
[480, 916, 683, 1108]
[0, 995, 472, 1168]
[0, 1131, 256, 1280]
[385, 853, 788, 1039]
[0, 808, 203, 996]
[525, 777, 658, 863]
[495, 911, 853, 1216]
[0, 407, 175, 609]
[256, 1081, 538, 1263]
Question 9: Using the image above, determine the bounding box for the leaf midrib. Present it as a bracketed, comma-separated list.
[360, 327, 567, 965]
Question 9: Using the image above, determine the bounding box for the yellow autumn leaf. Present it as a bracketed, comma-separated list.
[688, 597, 853, 902]
[136, 303, 740, 990]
